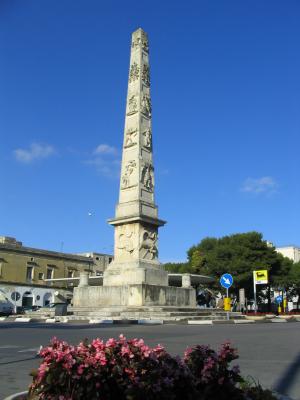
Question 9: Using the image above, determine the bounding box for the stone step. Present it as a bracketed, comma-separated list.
[71, 306, 234, 313]
[71, 306, 224, 314]
[24, 305, 244, 322]
[70, 310, 246, 321]
[72, 309, 239, 318]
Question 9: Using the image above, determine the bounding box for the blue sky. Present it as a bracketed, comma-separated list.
[1, 0, 299, 262]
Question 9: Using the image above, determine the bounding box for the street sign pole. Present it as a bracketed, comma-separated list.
[253, 270, 268, 314]
[253, 274, 257, 313]
[226, 287, 229, 320]
[220, 274, 233, 321]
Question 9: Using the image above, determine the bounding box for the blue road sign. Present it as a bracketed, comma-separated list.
[275, 295, 283, 304]
[220, 273, 233, 289]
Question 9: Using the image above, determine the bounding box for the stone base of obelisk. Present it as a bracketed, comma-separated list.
[73, 283, 195, 308]
[102, 260, 169, 286]
[73, 260, 196, 308]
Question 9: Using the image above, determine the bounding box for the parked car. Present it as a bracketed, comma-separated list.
[0, 301, 14, 316]
[16, 306, 25, 314]
[41, 302, 62, 309]
[23, 305, 41, 313]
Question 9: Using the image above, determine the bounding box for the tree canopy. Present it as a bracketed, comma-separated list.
[165, 232, 294, 300]
[286, 261, 300, 307]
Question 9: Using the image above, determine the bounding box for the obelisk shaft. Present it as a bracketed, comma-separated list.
[116, 28, 156, 219]
[105, 28, 167, 286]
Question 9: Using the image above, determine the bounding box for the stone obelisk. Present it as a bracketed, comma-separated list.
[104, 28, 168, 288]
[73, 28, 195, 309]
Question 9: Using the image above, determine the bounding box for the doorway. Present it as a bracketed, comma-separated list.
[22, 291, 33, 307]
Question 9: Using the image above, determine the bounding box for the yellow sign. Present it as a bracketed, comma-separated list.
[253, 270, 268, 284]
[224, 297, 231, 311]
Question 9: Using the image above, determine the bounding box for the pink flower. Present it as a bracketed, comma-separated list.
[154, 344, 164, 353]
[119, 334, 126, 343]
[77, 365, 85, 375]
[106, 338, 117, 348]
[121, 345, 130, 357]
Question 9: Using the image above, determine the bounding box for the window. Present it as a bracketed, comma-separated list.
[46, 268, 54, 280]
[38, 272, 44, 280]
[26, 266, 34, 282]
[11, 292, 20, 301]
[68, 270, 74, 278]
[108, 257, 113, 263]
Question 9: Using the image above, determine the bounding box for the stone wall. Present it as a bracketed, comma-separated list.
[73, 284, 196, 307]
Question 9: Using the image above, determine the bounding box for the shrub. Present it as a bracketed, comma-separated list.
[29, 335, 195, 400]
[28, 336, 277, 400]
[184, 342, 244, 400]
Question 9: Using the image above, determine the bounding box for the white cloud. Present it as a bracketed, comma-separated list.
[86, 144, 120, 178]
[241, 176, 278, 194]
[13, 143, 56, 163]
[94, 144, 118, 156]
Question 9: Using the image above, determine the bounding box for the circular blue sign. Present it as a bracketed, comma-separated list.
[275, 295, 283, 304]
[220, 273, 233, 289]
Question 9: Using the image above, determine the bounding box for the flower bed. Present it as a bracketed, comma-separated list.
[26, 335, 277, 400]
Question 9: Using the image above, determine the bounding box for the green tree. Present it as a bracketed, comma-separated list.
[187, 232, 293, 306]
[163, 262, 192, 273]
[286, 261, 300, 308]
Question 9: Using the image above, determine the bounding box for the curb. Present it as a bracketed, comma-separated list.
[14, 317, 32, 322]
[270, 318, 287, 323]
[187, 318, 300, 325]
[234, 319, 255, 324]
[89, 319, 114, 324]
[2, 317, 300, 325]
[138, 319, 164, 325]
[188, 320, 213, 325]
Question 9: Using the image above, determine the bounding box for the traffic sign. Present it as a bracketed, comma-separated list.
[220, 273, 233, 289]
[253, 270, 268, 285]
[275, 295, 283, 304]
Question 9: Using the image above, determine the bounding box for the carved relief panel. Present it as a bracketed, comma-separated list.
[131, 31, 149, 53]
[121, 160, 137, 189]
[127, 94, 138, 115]
[141, 163, 154, 192]
[140, 227, 158, 260]
[141, 94, 151, 117]
[142, 64, 150, 86]
[124, 128, 138, 148]
[115, 225, 138, 261]
[142, 128, 152, 150]
[129, 62, 139, 83]
[141, 31, 149, 53]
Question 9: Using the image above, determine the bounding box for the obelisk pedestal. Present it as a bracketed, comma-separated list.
[73, 29, 195, 308]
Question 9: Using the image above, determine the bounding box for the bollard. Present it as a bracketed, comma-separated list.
[79, 271, 89, 287]
[182, 274, 192, 288]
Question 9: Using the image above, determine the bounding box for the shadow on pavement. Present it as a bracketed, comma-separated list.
[274, 351, 300, 397]
[0, 356, 39, 366]
[0, 323, 119, 330]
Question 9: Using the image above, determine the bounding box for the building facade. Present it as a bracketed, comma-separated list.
[276, 246, 300, 263]
[0, 236, 112, 310]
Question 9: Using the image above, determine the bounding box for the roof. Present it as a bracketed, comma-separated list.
[0, 241, 92, 264]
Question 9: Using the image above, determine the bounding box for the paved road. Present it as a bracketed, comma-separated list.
[0, 322, 299, 399]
